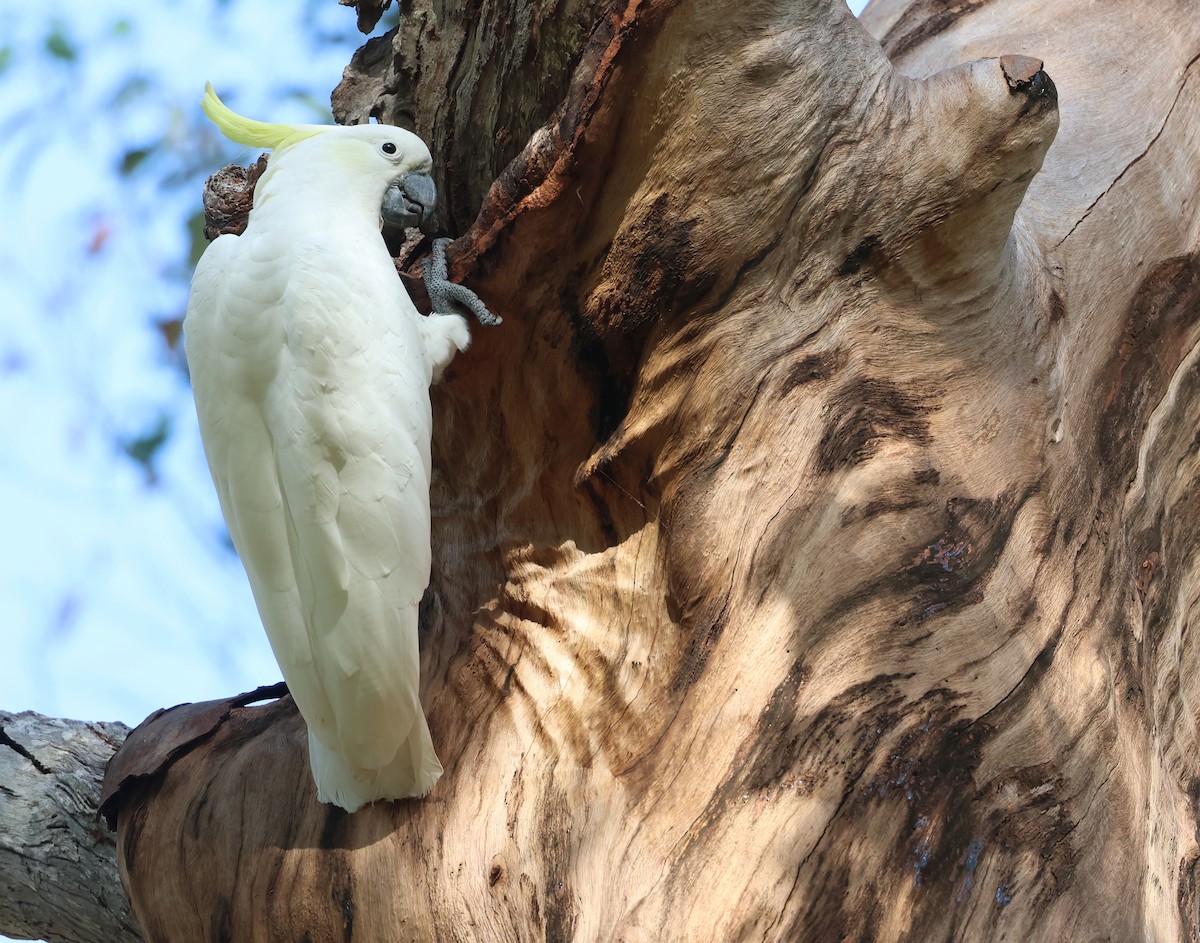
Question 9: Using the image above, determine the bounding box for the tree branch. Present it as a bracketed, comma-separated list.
[0, 711, 142, 943]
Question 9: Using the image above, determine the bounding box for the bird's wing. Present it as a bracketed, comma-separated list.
[185, 234, 337, 736]
[264, 264, 434, 772]
[188, 232, 435, 777]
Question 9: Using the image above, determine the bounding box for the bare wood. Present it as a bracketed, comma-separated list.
[0, 712, 141, 943]
[101, 0, 1200, 940]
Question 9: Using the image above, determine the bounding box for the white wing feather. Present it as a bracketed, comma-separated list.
[186, 219, 447, 810]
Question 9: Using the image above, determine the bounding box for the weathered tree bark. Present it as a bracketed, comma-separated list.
[0, 712, 141, 943]
[30, 0, 1200, 940]
[331, 0, 611, 234]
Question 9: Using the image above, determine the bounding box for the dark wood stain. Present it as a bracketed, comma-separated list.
[791, 861, 855, 941]
[880, 0, 1001, 61]
[836, 235, 885, 278]
[1097, 255, 1200, 483]
[699, 685, 994, 940]
[669, 602, 730, 693]
[669, 669, 913, 886]
[979, 762, 1078, 898]
[852, 494, 923, 524]
[587, 192, 718, 337]
[332, 867, 356, 943]
[896, 493, 1028, 624]
[539, 787, 577, 943]
[737, 658, 810, 793]
[210, 896, 232, 943]
[784, 488, 1029, 651]
[875, 707, 989, 937]
[777, 349, 848, 397]
[780, 691, 1001, 940]
[1178, 852, 1200, 943]
[816, 376, 936, 474]
[1047, 288, 1066, 325]
[1179, 779, 1200, 939]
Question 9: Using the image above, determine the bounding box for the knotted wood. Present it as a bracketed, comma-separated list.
[99, 0, 1200, 940]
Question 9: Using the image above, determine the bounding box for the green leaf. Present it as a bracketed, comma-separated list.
[111, 18, 133, 38]
[119, 147, 153, 176]
[0, 47, 13, 76]
[122, 416, 171, 475]
[44, 25, 77, 62]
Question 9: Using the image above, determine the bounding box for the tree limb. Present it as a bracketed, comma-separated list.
[0, 711, 142, 943]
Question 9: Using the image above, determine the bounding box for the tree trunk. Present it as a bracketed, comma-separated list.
[92, 0, 1200, 940]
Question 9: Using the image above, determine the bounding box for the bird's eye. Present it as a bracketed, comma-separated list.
[381, 142, 397, 155]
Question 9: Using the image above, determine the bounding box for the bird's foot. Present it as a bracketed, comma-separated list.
[422, 237, 502, 327]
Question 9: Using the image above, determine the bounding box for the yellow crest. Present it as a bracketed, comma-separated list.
[202, 83, 325, 152]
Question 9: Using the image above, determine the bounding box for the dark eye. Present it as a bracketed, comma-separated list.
[381, 142, 397, 155]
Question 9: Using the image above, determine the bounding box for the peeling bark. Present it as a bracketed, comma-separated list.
[61, 0, 1200, 940]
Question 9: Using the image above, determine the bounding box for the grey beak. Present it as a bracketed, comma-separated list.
[381, 172, 437, 232]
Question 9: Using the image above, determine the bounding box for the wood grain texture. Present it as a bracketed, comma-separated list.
[102, 0, 1200, 940]
[0, 712, 141, 943]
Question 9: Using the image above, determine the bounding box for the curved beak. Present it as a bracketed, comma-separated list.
[381, 172, 437, 232]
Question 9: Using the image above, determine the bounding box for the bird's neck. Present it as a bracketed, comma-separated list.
[249, 154, 384, 230]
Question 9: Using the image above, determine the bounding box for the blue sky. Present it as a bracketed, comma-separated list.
[0, 0, 359, 727]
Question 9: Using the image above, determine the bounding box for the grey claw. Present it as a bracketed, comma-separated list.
[422, 237, 502, 327]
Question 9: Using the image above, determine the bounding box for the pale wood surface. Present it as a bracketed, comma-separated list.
[68, 0, 1200, 940]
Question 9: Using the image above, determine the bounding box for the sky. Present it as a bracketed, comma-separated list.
[0, 1, 363, 729]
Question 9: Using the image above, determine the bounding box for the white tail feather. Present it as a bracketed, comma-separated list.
[307, 719, 442, 813]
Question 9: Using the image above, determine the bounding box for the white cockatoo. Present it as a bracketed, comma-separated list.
[186, 85, 491, 812]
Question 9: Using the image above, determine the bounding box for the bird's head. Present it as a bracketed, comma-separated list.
[201, 83, 438, 232]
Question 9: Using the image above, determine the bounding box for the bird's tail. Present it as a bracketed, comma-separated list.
[307, 716, 443, 814]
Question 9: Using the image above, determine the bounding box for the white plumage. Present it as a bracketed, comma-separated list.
[186, 87, 469, 811]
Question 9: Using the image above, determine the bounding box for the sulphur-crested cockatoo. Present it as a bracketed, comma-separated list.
[186, 85, 494, 811]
